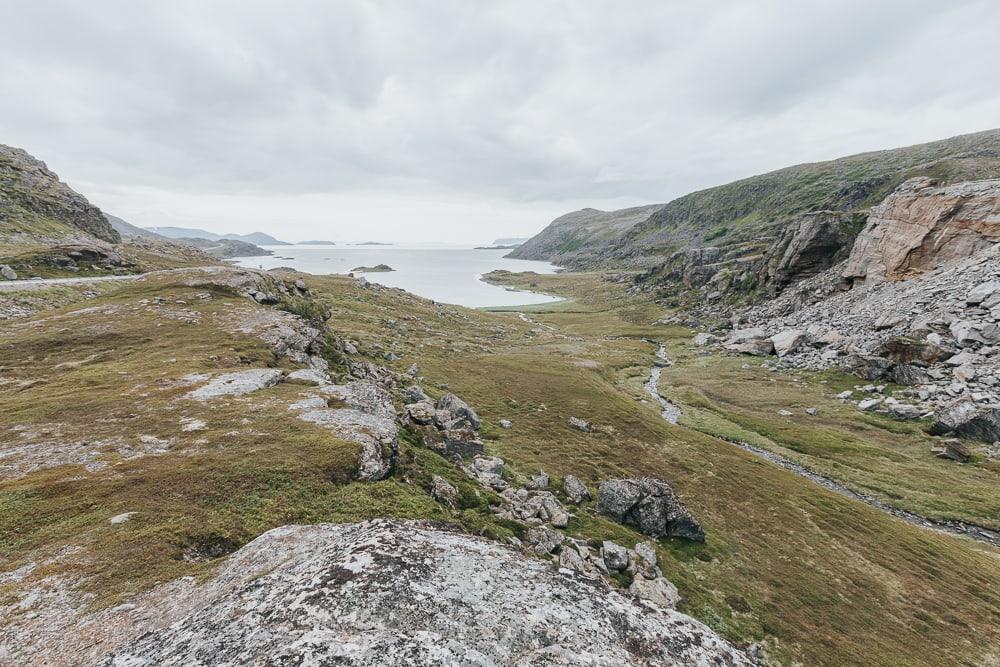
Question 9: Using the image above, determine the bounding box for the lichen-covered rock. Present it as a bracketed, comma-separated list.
[285, 368, 330, 386]
[601, 540, 629, 572]
[929, 401, 1000, 443]
[526, 471, 550, 490]
[692, 332, 718, 346]
[725, 339, 775, 357]
[931, 439, 972, 463]
[185, 368, 285, 400]
[562, 474, 592, 504]
[292, 382, 399, 481]
[404, 401, 436, 425]
[430, 475, 459, 508]
[597, 478, 706, 542]
[404, 385, 430, 403]
[93, 521, 751, 665]
[630, 574, 681, 610]
[436, 393, 480, 429]
[568, 416, 592, 432]
[524, 524, 564, 555]
[770, 329, 807, 357]
[840, 354, 893, 381]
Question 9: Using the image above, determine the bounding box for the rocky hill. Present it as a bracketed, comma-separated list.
[175, 236, 272, 258]
[517, 129, 1000, 297]
[0, 146, 221, 279]
[683, 176, 1000, 457]
[0, 144, 120, 245]
[105, 213, 165, 242]
[508, 204, 665, 266]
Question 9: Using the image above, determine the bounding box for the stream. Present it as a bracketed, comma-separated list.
[643, 340, 1000, 548]
[643, 343, 681, 424]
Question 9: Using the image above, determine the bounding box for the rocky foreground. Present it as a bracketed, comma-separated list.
[88, 520, 750, 666]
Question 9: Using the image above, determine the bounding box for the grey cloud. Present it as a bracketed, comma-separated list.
[1, 0, 998, 241]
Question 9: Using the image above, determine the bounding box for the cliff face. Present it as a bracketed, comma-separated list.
[0, 145, 120, 244]
[843, 178, 1000, 286]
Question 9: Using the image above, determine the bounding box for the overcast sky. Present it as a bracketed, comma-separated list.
[2, 1, 999, 244]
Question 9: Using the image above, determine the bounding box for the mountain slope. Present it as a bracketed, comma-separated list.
[508, 204, 664, 266]
[516, 129, 1000, 276]
[612, 127, 1000, 266]
[106, 214, 170, 242]
[0, 144, 120, 244]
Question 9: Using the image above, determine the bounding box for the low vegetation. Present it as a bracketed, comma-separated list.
[2, 268, 999, 666]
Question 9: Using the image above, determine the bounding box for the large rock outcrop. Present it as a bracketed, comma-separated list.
[843, 177, 1000, 286]
[759, 210, 854, 289]
[0, 145, 120, 244]
[95, 520, 751, 666]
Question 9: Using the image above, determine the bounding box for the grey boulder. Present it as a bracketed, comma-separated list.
[562, 475, 592, 504]
[436, 393, 480, 429]
[597, 478, 705, 542]
[929, 401, 1000, 443]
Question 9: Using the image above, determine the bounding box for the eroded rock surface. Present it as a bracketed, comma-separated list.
[843, 177, 1000, 286]
[293, 382, 399, 481]
[185, 368, 285, 400]
[96, 520, 751, 666]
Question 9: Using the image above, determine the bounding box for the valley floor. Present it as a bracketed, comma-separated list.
[1, 267, 999, 666]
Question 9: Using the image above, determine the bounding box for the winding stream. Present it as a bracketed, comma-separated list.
[643, 344, 681, 424]
[643, 340, 1000, 548]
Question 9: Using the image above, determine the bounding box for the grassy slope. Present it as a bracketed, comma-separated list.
[1, 271, 999, 666]
[516, 128, 1000, 268]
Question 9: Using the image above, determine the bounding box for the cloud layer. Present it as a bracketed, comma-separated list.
[2, 0, 999, 242]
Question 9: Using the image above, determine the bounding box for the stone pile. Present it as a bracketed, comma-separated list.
[403, 388, 485, 459]
[701, 245, 1000, 446]
[523, 526, 683, 609]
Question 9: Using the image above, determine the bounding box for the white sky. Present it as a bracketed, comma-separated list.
[2, 0, 999, 244]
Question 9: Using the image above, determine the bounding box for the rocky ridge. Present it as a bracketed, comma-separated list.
[0, 144, 120, 244]
[94, 520, 752, 666]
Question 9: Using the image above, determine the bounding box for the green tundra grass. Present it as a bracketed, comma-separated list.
[1, 268, 999, 666]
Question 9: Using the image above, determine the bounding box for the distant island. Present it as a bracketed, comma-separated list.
[299, 240, 337, 245]
[492, 237, 528, 246]
[475, 237, 529, 250]
[351, 264, 394, 273]
[356, 241, 393, 246]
